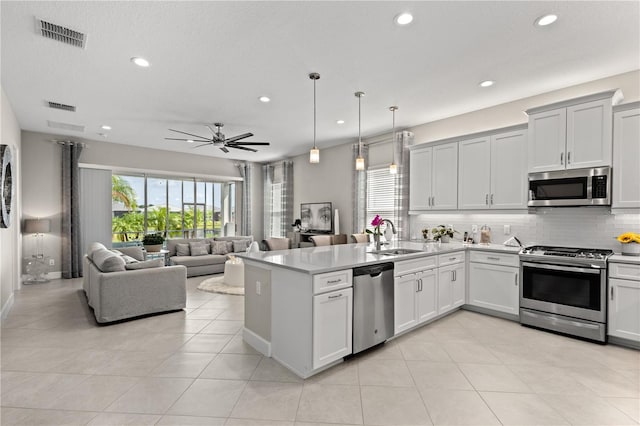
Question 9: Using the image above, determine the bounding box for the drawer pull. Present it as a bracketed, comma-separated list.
[328, 293, 343, 299]
[487, 256, 500, 261]
[515, 273, 518, 286]
[611, 287, 614, 301]
[326, 279, 342, 284]
[449, 257, 457, 261]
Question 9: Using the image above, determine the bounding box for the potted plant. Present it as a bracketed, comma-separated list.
[421, 228, 430, 240]
[142, 233, 164, 252]
[431, 225, 458, 243]
[616, 232, 640, 256]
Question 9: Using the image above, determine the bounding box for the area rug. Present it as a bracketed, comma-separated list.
[197, 275, 244, 296]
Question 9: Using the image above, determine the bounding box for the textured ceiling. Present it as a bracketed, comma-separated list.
[2, 1, 639, 162]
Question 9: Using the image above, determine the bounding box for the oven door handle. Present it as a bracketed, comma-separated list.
[521, 262, 602, 274]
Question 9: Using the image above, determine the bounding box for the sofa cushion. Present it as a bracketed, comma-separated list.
[175, 243, 190, 257]
[210, 240, 230, 255]
[92, 248, 126, 272]
[171, 254, 227, 268]
[117, 246, 146, 261]
[125, 259, 164, 270]
[189, 242, 209, 256]
[88, 242, 108, 259]
[121, 255, 139, 264]
[233, 239, 250, 253]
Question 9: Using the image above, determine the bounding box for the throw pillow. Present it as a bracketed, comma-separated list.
[91, 248, 126, 272]
[121, 255, 138, 264]
[125, 259, 164, 270]
[225, 241, 234, 253]
[87, 242, 107, 259]
[175, 243, 190, 256]
[189, 242, 209, 256]
[233, 239, 250, 253]
[210, 240, 230, 255]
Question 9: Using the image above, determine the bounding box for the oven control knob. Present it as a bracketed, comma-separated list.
[576, 253, 586, 258]
[586, 253, 595, 258]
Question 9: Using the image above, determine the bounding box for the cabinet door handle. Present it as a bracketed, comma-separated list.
[454, 270, 457, 281]
[611, 287, 614, 300]
[328, 293, 342, 299]
[560, 152, 564, 165]
[490, 194, 494, 205]
[515, 273, 518, 286]
[567, 151, 571, 164]
[451, 270, 455, 281]
[485, 194, 489, 205]
[431, 196, 435, 207]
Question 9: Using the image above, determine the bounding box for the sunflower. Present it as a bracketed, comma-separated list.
[617, 232, 640, 244]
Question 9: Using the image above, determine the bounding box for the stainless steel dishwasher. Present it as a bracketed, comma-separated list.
[352, 263, 394, 354]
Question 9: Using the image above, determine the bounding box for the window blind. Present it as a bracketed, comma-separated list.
[366, 167, 397, 231]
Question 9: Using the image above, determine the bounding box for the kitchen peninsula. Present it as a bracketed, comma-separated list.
[238, 241, 521, 378]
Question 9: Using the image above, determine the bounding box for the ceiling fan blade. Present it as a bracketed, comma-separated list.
[191, 143, 212, 149]
[220, 147, 229, 153]
[224, 132, 253, 143]
[228, 145, 258, 152]
[165, 138, 211, 142]
[229, 142, 270, 146]
[168, 129, 211, 140]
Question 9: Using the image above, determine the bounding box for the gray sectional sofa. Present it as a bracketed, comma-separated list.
[166, 236, 253, 277]
[83, 243, 187, 323]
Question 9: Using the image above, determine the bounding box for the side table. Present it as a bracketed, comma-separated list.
[224, 258, 244, 287]
[144, 249, 170, 265]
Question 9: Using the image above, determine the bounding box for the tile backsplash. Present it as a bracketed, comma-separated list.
[410, 208, 640, 252]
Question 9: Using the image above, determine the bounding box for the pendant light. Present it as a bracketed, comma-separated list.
[389, 106, 398, 175]
[309, 72, 320, 163]
[355, 91, 365, 171]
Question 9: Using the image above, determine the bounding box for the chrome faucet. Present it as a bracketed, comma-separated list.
[375, 219, 397, 250]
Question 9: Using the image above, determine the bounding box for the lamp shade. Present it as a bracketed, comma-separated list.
[24, 218, 51, 234]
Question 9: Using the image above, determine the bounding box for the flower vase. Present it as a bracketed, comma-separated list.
[441, 235, 450, 243]
[621, 243, 640, 256]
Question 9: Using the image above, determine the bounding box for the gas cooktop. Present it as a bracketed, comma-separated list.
[520, 245, 613, 266]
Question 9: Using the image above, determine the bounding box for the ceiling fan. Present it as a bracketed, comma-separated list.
[165, 122, 270, 153]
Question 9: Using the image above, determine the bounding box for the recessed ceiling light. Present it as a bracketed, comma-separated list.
[131, 57, 150, 67]
[101, 125, 111, 130]
[535, 14, 558, 27]
[259, 96, 271, 103]
[336, 120, 345, 125]
[479, 80, 495, 88]
[395, 12, 413, 25]
[187, 139, 194, 143]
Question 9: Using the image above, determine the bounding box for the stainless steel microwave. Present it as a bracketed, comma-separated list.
[528, 166, 611, 207]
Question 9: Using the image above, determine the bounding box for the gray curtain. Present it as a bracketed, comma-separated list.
[281, 160, 294, 237]
[61, 142, 83, 278]
[262, 163, 274, 240]
[236, 162, 252, 236]
[352, 143, 369, 233]
[394, 131, 413, 241]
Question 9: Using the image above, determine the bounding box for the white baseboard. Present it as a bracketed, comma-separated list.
[1, 292, 14, 320]
[243, 327, 271, 357]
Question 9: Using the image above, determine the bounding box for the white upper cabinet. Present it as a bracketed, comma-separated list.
[527, 90, 621, 173]
[409, 142, 457, 212]
[458, 128, 527, 210]
[612, 103, 640, 208]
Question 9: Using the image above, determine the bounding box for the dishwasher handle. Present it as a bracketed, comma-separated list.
[353, 262, 394, 277]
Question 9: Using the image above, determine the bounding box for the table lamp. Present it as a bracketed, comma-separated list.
[24, 218, 51, 258]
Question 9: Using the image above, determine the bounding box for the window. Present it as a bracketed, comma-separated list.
[270, 183, 283, 238]
[112, 174, 237, 243]
[366, 167, 397, 232]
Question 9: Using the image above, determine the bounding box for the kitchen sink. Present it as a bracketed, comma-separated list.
[369, 248, 423, 256]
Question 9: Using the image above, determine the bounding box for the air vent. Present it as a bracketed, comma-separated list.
[46, 101, 76, 112]
[47, 121, 84, 132]
[35, 17, 87, 49]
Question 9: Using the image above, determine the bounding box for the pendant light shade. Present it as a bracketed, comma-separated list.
[389, 106, 398, 174]
[309, 72, 320, 164]
[355, 91, 365, 171]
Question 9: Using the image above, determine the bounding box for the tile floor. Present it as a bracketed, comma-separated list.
[1, 276, 639, 426]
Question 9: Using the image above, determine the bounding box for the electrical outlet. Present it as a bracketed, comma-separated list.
[49, 258, 55, 266]
[471, 224, 478, 233]
[256, 281, 261, 295]
[504, 225, 511, 235]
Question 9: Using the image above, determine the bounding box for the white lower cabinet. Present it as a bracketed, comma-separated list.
[468, 259, 519, 316]
[608, 262, 640, 343]
[394, 269, 437, 335]
[438, 263, 465, 314]
[312, 287, 353, 369]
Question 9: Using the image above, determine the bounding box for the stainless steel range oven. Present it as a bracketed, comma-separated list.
[519, 246, 613, 342]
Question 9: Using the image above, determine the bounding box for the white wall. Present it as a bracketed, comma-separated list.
[1, 87, 22, 317]
[20, 131, 262, 272]
[291, 143, 354, 235]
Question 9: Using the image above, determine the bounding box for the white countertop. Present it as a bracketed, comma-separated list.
[609, 254, 640, 265]
[238, 241, 521, 274]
